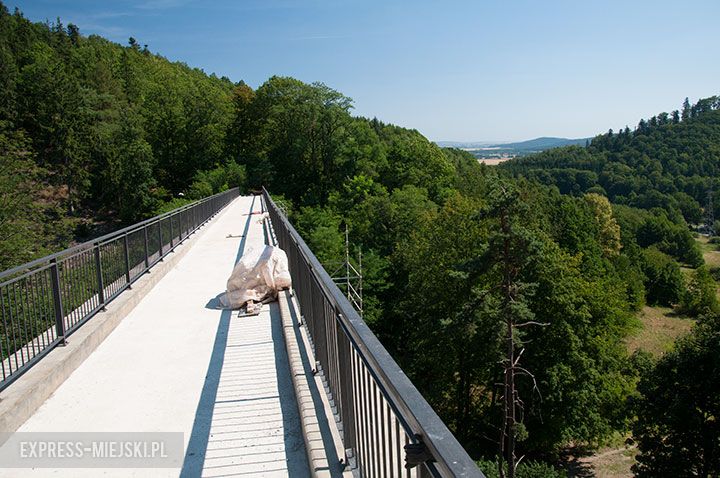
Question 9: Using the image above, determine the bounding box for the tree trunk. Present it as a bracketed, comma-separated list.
[501, 211, 516, 478]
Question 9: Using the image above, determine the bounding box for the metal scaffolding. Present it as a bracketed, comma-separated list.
[325, 225, 363, 316]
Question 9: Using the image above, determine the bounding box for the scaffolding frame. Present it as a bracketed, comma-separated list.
[325, 225, 363, 316]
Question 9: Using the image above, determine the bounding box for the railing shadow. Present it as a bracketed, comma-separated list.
[283, 293, 347, 476]
[180, 196, 254, 477]
[180, 195, 308, 476]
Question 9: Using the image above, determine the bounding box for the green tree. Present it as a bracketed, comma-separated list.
[0, 129, 43, 269]
[100, 108, 157, 222]
[632, 320, 720, 477]
[640, 247, 685, 306]
[472, 181, 542, 478]
[680, 266, 719, 317]
[584, 193, 622, 257]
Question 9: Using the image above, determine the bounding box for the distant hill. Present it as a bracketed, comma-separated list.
[437, 137, 590, 161]
[501, 95, 720, 225]
[495, 136, 590, 151]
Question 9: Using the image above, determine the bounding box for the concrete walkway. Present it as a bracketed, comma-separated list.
[0, 196, 308, 477]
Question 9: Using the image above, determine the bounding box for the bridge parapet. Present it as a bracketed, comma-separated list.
[0, 188, 238, 392]
[263, 188, 484, 477]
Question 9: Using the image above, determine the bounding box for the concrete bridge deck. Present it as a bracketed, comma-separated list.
[0, 196, 310, 477]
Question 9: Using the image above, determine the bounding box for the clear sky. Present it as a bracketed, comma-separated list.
[9, 0, 720, 142]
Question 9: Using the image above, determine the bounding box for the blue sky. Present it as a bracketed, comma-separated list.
[10, 0, 720, 142]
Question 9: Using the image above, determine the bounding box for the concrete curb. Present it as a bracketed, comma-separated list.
[277, 289, 353, 478]
[0, 201, 236, 439]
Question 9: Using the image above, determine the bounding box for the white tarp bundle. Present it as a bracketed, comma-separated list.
[218, 245, 292, 309]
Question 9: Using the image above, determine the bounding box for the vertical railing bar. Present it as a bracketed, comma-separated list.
[363, 364, 372, 478]
[0, 307, 6, 380]
[329, 304, 338, 405]
[341, 329, 355, 451]
[84, 251, 92, 315]
[77, 254, 86, 321]
[27, 276, 41, 358]
[57, 260, 68, 331]
[39, 272, 52, 350]
[373, 380, 381, 478]
[14, 281, 29, 366]
[49, 259, 65, 347]
[69, 256, 77, 325]
[27, 275, 41, 357]
[1, 286, 16, 375]
[42, 270, 53, 346]
[80, 253, 88, 318]
[64, 257, 74, 329]
[169, 215, 174, 250]
[86, 250, 95, 311]
[405, 433, 412, 478]
[355, 351, 367, 475]
[69, 256, 79, 325]
[380, 394, 387, 478]
[158, 219, 164, 259]
[143, 224, 150, 271]
[0, 287, 9, 378]
[83, 251, 94, 311]
[74, 255, 84, 320]
[42, 270, 55, 343]
[74, 255, 83, 323]
[123, 234, 131, 287]
[94, 243, 105, 309]
[387, 403, 394, 477]
[21, 276, 38, 359]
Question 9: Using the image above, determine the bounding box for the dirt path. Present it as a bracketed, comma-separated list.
[564, 445, 636, 478]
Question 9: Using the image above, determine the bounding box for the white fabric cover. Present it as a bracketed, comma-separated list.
[219, 245, 292, 309]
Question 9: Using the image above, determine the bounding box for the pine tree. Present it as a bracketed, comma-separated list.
[469, 181, 542, 478]
[682, 97, 691, 120]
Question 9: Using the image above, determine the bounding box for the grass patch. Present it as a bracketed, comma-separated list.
[565, 442, 637, 478]
[695, 236, 720, 297]
[698, 235, 720, 268]
[626, 306, 694, 357]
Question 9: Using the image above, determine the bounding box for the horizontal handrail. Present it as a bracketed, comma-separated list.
[0, 188, 239, 392]
[263, 188, 483, 477]
[1, 191, 235, 283]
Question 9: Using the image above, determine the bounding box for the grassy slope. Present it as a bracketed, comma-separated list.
[626, 306, 694, 357]
[582, 238, 719, 477]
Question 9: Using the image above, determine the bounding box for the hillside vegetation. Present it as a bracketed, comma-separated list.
[502, 96, 720, 476]
[1, 4, 719, 476]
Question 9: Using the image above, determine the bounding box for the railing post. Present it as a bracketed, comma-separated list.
[178, 211, 183, 241]
[49, 259, 66, 345]
[169, 216, 174, 249]
[123, 233, 131, 286]
[158, 220, 164, 259]
[143, 226, 150, 269]
[94, 243, 105, 310]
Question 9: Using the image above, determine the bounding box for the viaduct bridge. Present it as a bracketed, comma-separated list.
[0, 189, 483, 477]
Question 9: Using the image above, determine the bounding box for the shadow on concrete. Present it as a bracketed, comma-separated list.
[284, 293, 347, 476]
[269, 301, 311, 473]
[180, 195, 253, 477]
[180, 194, 309, 476]
[180, 308, 232, 478]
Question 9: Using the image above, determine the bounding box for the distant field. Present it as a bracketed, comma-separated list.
[477, 158, 513, 166]
[626, 306, 694, 356]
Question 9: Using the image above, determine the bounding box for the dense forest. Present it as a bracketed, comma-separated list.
[1, 4, 718, 476]
[0, 3, 243, 270]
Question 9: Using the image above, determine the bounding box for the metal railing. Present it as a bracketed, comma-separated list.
[0, 188, 239, 392]
[263, 188, 483, 477]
